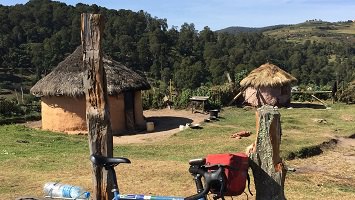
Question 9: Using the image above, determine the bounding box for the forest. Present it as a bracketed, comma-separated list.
[0, 0, 354, 95]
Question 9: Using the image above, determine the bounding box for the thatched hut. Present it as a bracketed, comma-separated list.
[31, 46, 151, 135]
[240, 63, 297, 107]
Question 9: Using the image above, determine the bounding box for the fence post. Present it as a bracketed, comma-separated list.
[81, 13, 113, 200]
[249, 105, 287, 200]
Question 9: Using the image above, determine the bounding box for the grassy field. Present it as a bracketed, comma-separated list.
[0, 103, 354, 199]
[264, 21, 355, 44]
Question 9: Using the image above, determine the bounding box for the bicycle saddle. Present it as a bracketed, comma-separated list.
[189, 158, 206, 166]
[90, 154, 131, 167]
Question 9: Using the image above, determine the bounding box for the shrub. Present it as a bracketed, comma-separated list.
[0, 99, 25, 116]
[142, 88, 165, 109]
[142, 84, 236, 110]
[339, 81, 355, 104]
[173, 89, 192, 109]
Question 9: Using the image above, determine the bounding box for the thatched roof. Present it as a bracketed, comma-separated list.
[31, 46, 150, 97]
[240, 63, 297, 88]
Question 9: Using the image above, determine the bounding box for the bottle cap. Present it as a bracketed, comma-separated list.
[84, 192, 90, 199]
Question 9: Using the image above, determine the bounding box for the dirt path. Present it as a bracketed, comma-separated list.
[113, 108, 208, 144]
[287, 136, 355, 192]
[24, 108, 209, 144]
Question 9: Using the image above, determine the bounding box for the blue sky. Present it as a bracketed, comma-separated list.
[1, 0, 354, 31]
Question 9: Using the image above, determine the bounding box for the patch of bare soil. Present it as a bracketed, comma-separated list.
[24, 120, 42, 129]
[288, 135, 355, 188]
[23, 109, 208, 143]
[112, 108, 208, 144]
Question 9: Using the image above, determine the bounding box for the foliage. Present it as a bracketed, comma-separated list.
[142, 88, 165, 109]
[0, 98, 24, 116]
[234, 69, 248, 86]
[0, 0, 354, 97]
[339, 81, 355, 104]
[173, 89, 192, 109]
[291, 84, 333, 102]
[0, 96, 40, 123]
[142, 83, 237, 110]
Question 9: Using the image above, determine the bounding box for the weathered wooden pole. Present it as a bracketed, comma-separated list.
[249, 105, 287, 200]
[81, 13, 113, 200]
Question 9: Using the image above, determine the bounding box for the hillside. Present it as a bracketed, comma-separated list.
[216, 24, 289, 34]
[219, 20, 355, 45]
[264, 20, 355, 44]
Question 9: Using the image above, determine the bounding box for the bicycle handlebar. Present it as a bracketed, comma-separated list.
[185, 167, 210, 200]
[185, 166, 224, 200]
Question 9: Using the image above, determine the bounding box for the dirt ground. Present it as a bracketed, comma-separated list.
[113, 108, 208, 144]
[287, 136, 355, 197]
[24, 108, 209, 144]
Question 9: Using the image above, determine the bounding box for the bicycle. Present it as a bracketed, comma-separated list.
[90, 154, 230, 200]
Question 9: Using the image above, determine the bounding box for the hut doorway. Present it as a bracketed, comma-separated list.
[124, 92, 135, 130]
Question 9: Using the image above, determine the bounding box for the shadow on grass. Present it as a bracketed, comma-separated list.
[289, 102, 327, 109]
[286, 138, 338, 160]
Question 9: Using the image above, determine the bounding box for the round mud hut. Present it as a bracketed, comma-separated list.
[240, 63, 297, 107]
[30, 46, 151, 135]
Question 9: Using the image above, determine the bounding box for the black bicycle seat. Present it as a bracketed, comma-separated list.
[189, 158, 206, 166]
[90, 154, 131, 167]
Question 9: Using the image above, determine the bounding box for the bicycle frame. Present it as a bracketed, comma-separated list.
[109, 165, 206, 200]
[110, 167, 186, 200]
[90, 155, 211, 200]
[113, 193, 185, 200]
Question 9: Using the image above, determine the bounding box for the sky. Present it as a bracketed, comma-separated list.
[1, 0, 355, 31]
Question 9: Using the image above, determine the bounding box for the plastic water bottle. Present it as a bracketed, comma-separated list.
[44, 182, 90, 199]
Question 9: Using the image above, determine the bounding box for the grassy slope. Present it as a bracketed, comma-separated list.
[263, 21, 355, 44]
[0, 104, 354, 199]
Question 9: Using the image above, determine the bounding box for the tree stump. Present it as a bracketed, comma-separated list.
[249, 105, 287, 200]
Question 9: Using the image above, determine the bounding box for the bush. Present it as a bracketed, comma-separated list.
[142, 88, 165, 109]
[339, 81, 355, 104]
[173, 89, 192, 109]
[291, 84, 332, 102]
[0, 99, 25, 116]
[142, 83, 236, 110]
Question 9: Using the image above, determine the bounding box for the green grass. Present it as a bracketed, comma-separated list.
[0, 103, 354, 199]
[0, 125, 88, 170]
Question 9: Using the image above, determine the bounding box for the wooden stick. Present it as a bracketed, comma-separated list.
[311, 94, 328, 107]
[227, 88, 245, 106]
[81, 13, 113, 200]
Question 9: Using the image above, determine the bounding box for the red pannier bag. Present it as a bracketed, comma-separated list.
[205, 153, 250, 196]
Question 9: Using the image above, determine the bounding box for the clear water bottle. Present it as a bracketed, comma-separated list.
[44, 182, 90, 199]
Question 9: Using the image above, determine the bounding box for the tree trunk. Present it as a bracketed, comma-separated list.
[81, 13, 113, 200]
[249, 105, 287, 200]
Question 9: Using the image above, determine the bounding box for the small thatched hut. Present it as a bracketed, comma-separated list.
[240, 63, 297, 107]
[31, 46, 151, 135]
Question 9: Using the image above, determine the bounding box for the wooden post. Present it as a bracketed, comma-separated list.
[249, 105, 287, 200]
[81, 13, 113, 200]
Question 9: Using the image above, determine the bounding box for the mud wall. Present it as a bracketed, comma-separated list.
[41, 96, 86, 132]
[244, 86, 291, 107]
[41, 93, 146, 134]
